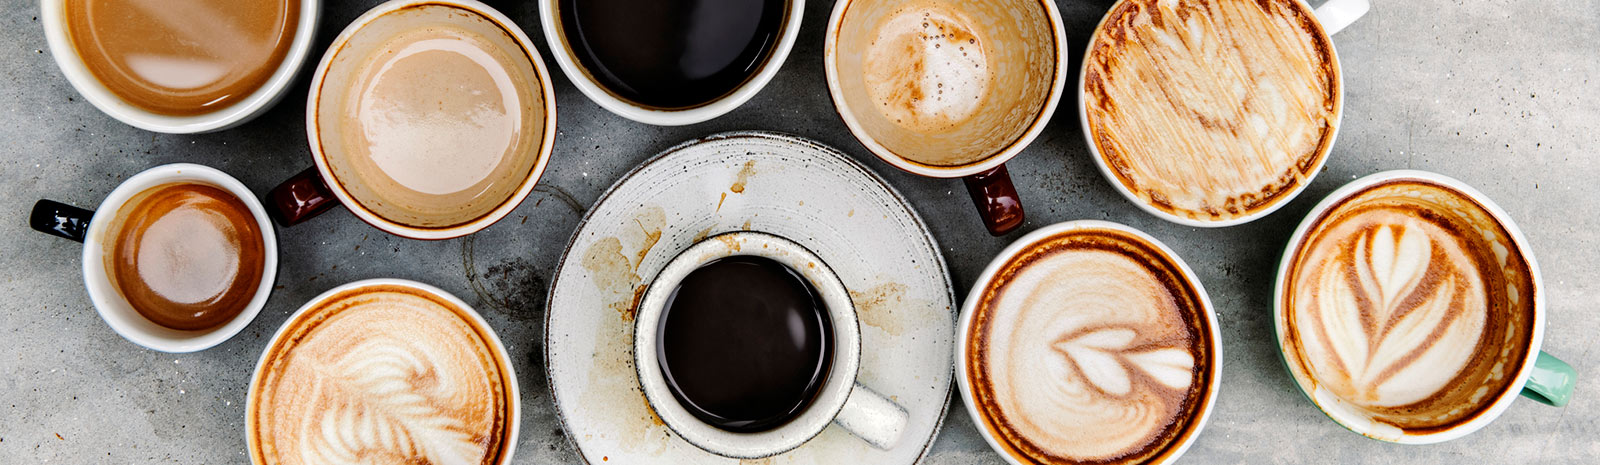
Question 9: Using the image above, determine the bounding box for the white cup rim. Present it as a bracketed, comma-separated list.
[823, 0, 1069, 179]
[536, 0, 805, 126]
[1271, 169, 1546, 444]
[39, 0, 320, 134]
[954, 220, 1222, 465]
[81, 163, 278, 353]
[303, 0, 558, 240]
[1075, 0, 1343, 227]
[633, 231, 862, 459]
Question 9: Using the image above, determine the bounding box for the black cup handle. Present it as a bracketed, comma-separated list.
[30, 200, 94, 243]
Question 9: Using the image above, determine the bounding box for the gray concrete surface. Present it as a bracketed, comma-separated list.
[3, 0, 1597, 463]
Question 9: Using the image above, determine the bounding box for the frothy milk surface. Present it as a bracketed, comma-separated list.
[107, 183, 265, 331]
[864, 5, 990, 132]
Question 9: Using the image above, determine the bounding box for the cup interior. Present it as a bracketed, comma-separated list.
[82, 164, 278, 353]
[828, 0, 1063, 176]
[634, 231, 861, 459]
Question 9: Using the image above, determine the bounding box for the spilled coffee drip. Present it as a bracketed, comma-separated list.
[105, 182, 264, 331]
[656, 255, 833, 433]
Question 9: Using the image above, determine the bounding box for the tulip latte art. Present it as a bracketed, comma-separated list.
[248, 285, 512, 465]
[968, 228, 1213, 464]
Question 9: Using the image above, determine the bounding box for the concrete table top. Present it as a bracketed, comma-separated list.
[3, 0, 1595, 463]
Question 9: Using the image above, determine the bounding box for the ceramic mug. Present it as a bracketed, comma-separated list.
[39, 0, 320, 133]
[1274, 170, 1576, 443]
[28, 163, 278, 352]
[634, 231, 908, 459]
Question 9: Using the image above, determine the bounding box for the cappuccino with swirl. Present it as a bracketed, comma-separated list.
[964, 224, 1217, 464]
[247, 282, 516, 464]
[1280, 179, 1535, 435]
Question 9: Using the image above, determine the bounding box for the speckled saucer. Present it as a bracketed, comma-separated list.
[544, 131, 956, 464]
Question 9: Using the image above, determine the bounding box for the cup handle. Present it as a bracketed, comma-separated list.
[832, 383, 908, 450]
[962, 164, 1025, 236]
[267, 166, 340, 226]
[1312, 0, 1370, 35]
[30, 200, 94, 243]
[1521, 351, 1576, 407]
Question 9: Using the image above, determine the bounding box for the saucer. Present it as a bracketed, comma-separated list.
[545, 131, 956, 463]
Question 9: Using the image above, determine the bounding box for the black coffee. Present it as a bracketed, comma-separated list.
[656, 255, 832, 432]
[557, 0, 787, 109]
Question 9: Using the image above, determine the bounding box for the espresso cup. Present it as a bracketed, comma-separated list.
[825, 0, 1068, 236]
[267, 0, 557, 240]
[956, 220, 1221, 465]
[40, 0, 319, 133]
[537, 0, 805, 125]
[634, 231, 908, 458]
[1274, 170, 1576, 444]
[1078, 0, 1370, 227]
[247, 278, 520, 464]
[28, 164, 278, 352]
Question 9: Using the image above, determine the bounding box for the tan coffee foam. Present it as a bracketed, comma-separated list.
[834, 0, 1056, 168]
[316, 4, 546, 229]
[1084, 0, 1338, 221]
[1282, 181, 1535, 432]
[249, 285, 511, 465]
[968, 229, 1211, 464]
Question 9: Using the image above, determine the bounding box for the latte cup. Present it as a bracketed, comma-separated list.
[1274, 170, 1576, 444]
[39, 0, 320, 133]
[825, 0, 1068, 236]
[267, 0, 557, 240]
[28, 164, 278, 352]
[633, 231, 909, 459]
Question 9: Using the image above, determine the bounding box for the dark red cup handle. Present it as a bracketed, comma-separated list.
[30, 199, 94, 243]
[962, 164, 1025, 236]
[267, 166, 340, 227]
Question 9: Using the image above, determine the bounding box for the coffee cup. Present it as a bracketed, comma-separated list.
[267, 0, 557, 240]
[633, 231, 909, 458]
[956, 220, 1221, 465]
[246, 278, 520, 464]
[824, 0, 1068, 236]
[1078, 0, 1370, 227]
[29, 163, 278, 352]
[537, 0, 805, 125]
[1274, 170, 1576, 444]
[40, 0, 319, 133]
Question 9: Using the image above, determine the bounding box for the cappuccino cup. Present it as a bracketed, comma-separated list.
[956, 221, 1221, 465]
[825, 0, 1068, 236]
[1078, 0, 1370, 227]
[267, 0, 557, 240]
[29, 164, 278, 352]
[633, 231, 909, 458]
[1275, 170, 1576, 444]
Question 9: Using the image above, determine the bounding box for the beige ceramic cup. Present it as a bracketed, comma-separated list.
[825, 0, 1068, 236]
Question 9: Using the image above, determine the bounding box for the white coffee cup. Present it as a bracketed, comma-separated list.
[633, 231, 908, 459]
[29, 164, 278, 352]
[39, 0, 320, 133]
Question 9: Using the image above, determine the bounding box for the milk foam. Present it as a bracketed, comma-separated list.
[863, 6, 989, 132]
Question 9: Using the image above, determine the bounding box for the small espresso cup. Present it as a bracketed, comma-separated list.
[268, 0, 557, 240]
[825, 0, 1068, 236]
[634, 231, 909, 459]
[39, 0, 320, 133]
[28, 163, 278, 352]
[1274, 170, 1576, 444]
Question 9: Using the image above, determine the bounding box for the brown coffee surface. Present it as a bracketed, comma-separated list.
[967, 228, 1212, 464]
[1282, 180, 1535, 432]
[249, 285, 512, 465]
[1083, 0, 1338, 222]
[106, 183, 264, 331]
[65, 0, 299, 116]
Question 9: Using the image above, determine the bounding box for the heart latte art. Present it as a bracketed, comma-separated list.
[248, 285, 513, 465]
[968, 228, 1213, 464]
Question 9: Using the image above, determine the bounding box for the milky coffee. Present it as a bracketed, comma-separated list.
[1281, 179, 1535, 433]
[248, 284, 513, 464]
[1083, 0, 1340, 222]
[967, 227, 1214, 464]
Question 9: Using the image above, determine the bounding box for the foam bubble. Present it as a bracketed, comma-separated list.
[863, 6, 989, 132]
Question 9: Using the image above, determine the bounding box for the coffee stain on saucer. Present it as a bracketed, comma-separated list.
[692, 226, 715, 243]
[730, 160, 756, 194]
[852, 281, 913, 336]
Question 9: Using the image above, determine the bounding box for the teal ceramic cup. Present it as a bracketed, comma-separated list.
[1273, 170, 1574, 444]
